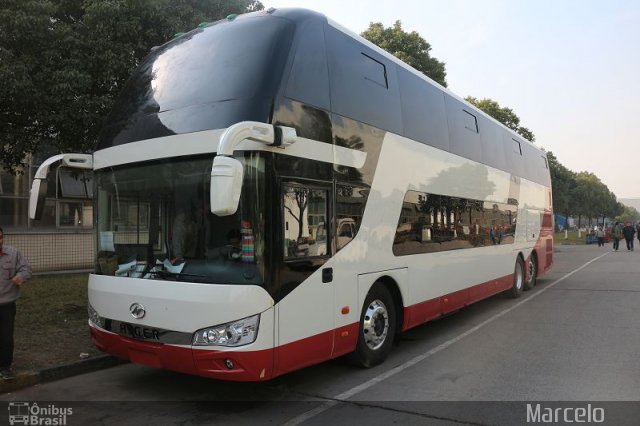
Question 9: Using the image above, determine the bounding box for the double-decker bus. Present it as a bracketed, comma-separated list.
[29, 8, 553, 381]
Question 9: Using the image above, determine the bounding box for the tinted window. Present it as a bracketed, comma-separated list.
[522, 141, 550, 186]
[513, 138, 522, 155]
[504, 132, 524, 178]
[326, 27, 403, 134]
[446, 97, 482, 163]
[336, 183, 366, 251]
[99, 16, 294, 148]
[283, 185, 329, 259]
[463, 110, 478, 133]
[285, 19, 330, 110]
[478, 114, 507, 171]
[398, 67, 449, 151]
[393, 190, 517, 256]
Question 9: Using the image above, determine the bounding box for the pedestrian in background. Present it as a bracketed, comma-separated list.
[612, 222, 622, 251]
[595, 226, 605, 247]
[0, 226, 32, 379]
[622, 221, 636, 251]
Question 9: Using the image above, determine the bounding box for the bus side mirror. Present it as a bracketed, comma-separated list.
[210, 156, 243, 216]
[29, 153, 93, 220]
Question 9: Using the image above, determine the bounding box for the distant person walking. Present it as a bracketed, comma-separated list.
[636, 223, 640, 246]
[0, 226, 32, 379]
[595, 227, 605, 247]
[612, 222, 622, 251]
[622, 221, 636, 251]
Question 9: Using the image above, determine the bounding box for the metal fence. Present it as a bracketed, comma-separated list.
[4, 231, 94, 273]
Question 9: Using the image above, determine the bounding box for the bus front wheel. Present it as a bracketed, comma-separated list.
[350, 283, 396, 368]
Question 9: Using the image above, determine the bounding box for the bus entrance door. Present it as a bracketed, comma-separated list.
[275, 183, 334, 375]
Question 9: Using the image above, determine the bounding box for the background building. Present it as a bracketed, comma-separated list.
[0, 155, 94, 272]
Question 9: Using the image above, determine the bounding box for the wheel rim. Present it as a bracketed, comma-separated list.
[515, 261, 524, 290]
[362, 299, 389, 350]
[527, 257, 536, 286]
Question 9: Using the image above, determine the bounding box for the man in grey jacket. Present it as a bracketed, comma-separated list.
[0, 226, 32, 379]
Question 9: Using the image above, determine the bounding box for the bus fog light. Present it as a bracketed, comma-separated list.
[225, 359, 234, 369]
[193, 314, 260, 347]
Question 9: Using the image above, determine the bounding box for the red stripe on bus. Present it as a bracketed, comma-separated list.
[90, 268, 543, 381]
[402, 273, 513, 331]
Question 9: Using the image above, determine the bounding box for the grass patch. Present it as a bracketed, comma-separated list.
[13, 273, 101, 373]
[554, 231, 590, 245]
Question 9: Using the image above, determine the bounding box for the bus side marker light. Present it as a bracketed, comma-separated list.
[341, 306, 350, 315]
[341, 331, 349, 338]
[260, 368, 265, 378]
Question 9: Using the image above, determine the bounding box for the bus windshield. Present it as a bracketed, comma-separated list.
[97, 14, 294, 149]
[94, 153, 266, 285]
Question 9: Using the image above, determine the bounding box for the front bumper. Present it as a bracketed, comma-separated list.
[89, 323, 275, 381]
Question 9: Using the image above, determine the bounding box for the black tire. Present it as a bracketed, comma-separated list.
[523, 254, 537, 291]
[506, 256, 525, 298]
[350, 283, 396, 368]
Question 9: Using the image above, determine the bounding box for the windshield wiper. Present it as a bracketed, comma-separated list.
[150, 270, 207, 281]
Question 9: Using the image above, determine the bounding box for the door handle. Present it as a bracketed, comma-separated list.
[322, 267, 333, 283]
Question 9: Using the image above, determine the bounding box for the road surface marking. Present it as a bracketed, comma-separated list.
[282, 252, 609, 426]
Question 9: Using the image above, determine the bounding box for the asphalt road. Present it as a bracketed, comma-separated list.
[2, 244, 640, 425]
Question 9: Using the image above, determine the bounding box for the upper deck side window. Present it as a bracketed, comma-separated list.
[325, 25, 402, 135]
[284, 19, 330, 111]
[397, 67, 449, 151]
[463, 110, 478, 133]
[361, 53, 388, 88]
[512, 138, 522, 155]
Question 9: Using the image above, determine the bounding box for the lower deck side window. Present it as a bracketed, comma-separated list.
[393, 190, 517, 256]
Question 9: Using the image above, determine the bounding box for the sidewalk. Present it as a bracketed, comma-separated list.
[0, 355, 126, 394]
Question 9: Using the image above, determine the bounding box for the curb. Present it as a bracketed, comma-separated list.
[0, 355, 127, 394]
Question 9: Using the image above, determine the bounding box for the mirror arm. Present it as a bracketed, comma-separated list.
[210, 122, 296, 216]
[217, 121, 296, 157]
[29, 153, 93, 220]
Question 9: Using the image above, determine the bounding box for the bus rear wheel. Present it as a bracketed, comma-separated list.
[506, 257, 525, 298]
[524, 254, 537, 291]
[350, 283, 396, 368]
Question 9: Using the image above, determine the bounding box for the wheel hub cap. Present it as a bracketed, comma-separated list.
[363, 300, 389, 350]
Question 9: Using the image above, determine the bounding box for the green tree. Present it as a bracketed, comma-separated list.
[361, 21, 447, 87]
[616, 205, 640, 224]
[0, 0, 262, 172]
[465, 96, 535, 142]
[572, 171, 619, 228]
[547, 152, 575, 225]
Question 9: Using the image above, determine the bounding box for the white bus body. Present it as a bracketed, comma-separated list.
[30, 8, 553, 381]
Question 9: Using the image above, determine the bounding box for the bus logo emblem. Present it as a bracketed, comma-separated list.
[129, 303, 146, 319]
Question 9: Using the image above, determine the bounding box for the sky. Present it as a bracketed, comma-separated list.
[264, 0, 640, 199]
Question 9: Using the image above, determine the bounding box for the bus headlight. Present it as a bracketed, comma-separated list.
[193, 314, 260, 347]
[88, 303, 104, 328]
